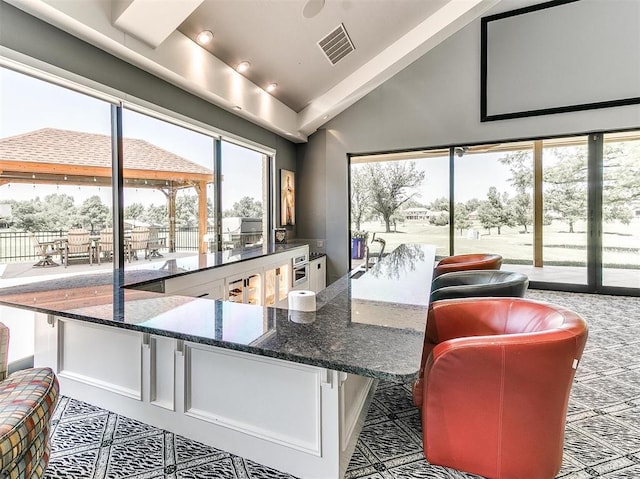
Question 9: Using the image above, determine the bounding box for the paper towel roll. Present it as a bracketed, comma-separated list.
[288, 290, 316, 311]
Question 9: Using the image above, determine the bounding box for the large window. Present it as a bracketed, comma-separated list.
[0, 67, 114, 278]
[350, 149, 450, 267]
[0, 65, 276, 361]
[220, 140, 268, 250]
[350, 133, 640, 294]
[122, 108, 216, 263]
[602, 132, 640, 288]
[0, 67, 113, 363]
[541, 137, 589, 285]
[454, 144, 534, 266]
[0, 66, 273, 282]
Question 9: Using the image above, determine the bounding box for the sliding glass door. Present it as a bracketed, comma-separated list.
[541, 137, 589, 285]
[349, 131, 640, 294]
[601, 132, 640, 290]
[349, 149, 450, 269]
[454, 143, 534, 268]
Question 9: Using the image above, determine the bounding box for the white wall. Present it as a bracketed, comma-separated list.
[297, 2, 640, 282]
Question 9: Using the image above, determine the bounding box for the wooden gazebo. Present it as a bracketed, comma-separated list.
[0, 128, 214, 253]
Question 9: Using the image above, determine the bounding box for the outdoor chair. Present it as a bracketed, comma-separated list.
[97, 227, 114, 264]
[127, 227, 150, 261]
[0, 322, 59, 478]
[62, 229, 93, 267]
[147, 226, 165, 258]
[28, 232, 61, 267]
[364, 233, 386, 270]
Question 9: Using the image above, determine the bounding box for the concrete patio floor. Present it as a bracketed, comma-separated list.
[0, 251, 197, 288]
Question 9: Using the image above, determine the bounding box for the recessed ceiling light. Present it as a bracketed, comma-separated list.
[237, 61, 251, 73]
[196, 30, 213, 45]
[266, 83, 277, 92]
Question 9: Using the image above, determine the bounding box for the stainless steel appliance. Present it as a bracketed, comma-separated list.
[292, 252, 309, 286]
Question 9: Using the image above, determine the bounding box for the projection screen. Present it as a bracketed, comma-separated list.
[481, 0, 640, 121]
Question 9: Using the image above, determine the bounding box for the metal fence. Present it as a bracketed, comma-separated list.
[0, 228, 196, 263]
[0, 230, 67, 262]
[0, 227, 263, 262]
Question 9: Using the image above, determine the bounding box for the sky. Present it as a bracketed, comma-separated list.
[0, 67, 263, 210]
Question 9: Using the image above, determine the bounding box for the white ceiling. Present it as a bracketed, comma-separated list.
[178, 0, 451, 112]
[5, 0, 506, 142]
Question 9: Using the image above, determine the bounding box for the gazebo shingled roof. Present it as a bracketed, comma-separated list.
[0, 128, 213, 187]
[0, 128, 214, 254]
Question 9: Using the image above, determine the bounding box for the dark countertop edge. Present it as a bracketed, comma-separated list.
[127, 243, 308, 288]
[4, 301, 418, 383]
[124, 244, 308, 288]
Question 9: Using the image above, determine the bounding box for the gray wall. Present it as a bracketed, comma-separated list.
[0, 2, 297, 236]
[297, 3, 640, 283]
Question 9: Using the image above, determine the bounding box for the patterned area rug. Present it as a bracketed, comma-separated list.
[44, 290, 640, 479]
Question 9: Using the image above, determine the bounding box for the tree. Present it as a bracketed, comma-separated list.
[43, 194, 78, 230]
[79, 195, 110, 232]
[351, 166, 371, 231]
[602, 142, 640, 224]
[454, 203, 471, 235]
[9, 198, 49, 232]
[429, 212, 449, 226]
[499, 151, 533, 191]
[499, 151, 533, 233]
[175, 194, 198, 227]
[429, 196, 449, 212]
[143, 204, 168, 226]
[465, 198, 480, 214]
[364, 161, 425, 232]
[544, 149, 587, 233]
[125, 203, 146, 221]
[508, 192, 533, 233]
[478, 187, 513, 235]
[224, 196, 263, 218]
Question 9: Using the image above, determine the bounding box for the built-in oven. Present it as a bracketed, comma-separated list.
[292, 253, 309, 287]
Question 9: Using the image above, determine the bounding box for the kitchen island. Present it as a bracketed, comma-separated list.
[0, 243, 435, 479]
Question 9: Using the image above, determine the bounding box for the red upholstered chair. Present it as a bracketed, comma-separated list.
[413, 298, 588, 479]
[432, 253, 503, 278]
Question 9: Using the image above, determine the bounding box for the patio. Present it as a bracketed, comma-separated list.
[0, 250, 198, 289]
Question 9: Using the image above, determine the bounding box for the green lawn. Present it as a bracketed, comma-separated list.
[358, 218, 640, 268]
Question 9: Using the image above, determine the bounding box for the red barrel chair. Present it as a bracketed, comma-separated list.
[413, 298, 588, 479]
[432, 253, 503, 278]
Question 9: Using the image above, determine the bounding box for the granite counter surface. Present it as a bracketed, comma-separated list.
[0, 244, 434, 382]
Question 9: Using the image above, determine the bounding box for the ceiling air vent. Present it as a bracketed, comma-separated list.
[318, 23, 355, 65]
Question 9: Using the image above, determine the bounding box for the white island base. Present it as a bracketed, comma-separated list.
[35, 314, 376, 479]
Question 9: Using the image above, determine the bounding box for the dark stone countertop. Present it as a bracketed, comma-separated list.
[122, 243, 309, 287]
[0, 243, 434, 383]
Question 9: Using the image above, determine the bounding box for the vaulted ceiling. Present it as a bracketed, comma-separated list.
[5, 0, 508, 142]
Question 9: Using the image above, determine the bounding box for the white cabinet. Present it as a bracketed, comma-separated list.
[164, 271, 225, 300]
[160, 246, 309, 305]
[226, 269, 263, 305]
[309, 256, 326, 293]
[264, 262, 290, 306]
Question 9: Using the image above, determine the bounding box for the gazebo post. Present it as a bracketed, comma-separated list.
[168, 187, 177, 253]
[196, 181, 208, 254]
